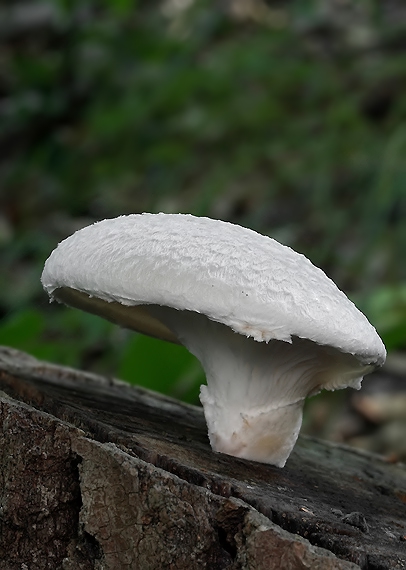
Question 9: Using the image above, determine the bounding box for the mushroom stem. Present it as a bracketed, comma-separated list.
[147, 305, 371, 468]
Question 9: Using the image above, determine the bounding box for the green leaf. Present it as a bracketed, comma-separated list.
[118, 334, 204, 404]
[0, 309, 44, 347]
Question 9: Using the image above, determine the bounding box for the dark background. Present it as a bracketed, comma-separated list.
[1, 0, 405, 455]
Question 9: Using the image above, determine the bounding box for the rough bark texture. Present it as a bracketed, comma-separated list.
[0, 346, 405, 570]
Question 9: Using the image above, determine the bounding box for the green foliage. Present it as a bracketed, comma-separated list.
[356, 284, 406, 352]
[118, 334, 204, 404]
[0, 306, 114, 368]
[0, 310, 45, 356]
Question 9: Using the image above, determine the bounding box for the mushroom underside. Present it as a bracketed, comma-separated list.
[51, 287, 371, 467]
[147, 305, 371, 467]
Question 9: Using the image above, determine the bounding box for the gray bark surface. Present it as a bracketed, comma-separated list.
[0, 346, 405, 569]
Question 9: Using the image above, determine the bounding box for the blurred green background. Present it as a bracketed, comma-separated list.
[1, 1, 405, 443]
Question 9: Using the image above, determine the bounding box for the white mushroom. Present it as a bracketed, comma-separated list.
[41, 213, 386, 467]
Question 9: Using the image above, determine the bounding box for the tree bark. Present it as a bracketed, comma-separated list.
[0, 346, 405, 569]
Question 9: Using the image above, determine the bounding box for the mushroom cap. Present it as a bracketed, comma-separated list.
[41, 213, 386, 367]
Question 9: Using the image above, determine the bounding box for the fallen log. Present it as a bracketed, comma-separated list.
[0, 346, 405, 569]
